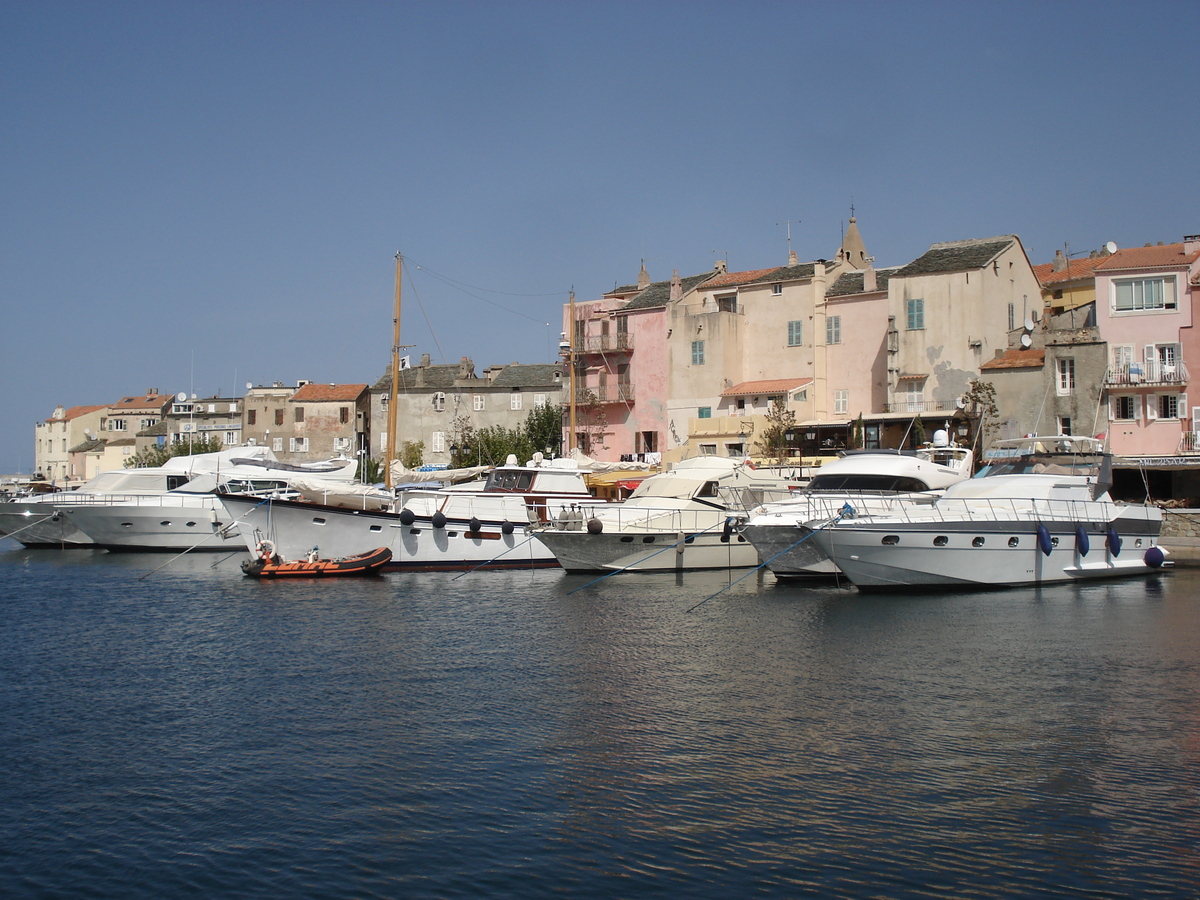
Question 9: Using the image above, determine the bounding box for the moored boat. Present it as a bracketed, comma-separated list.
[220, 455, 610, 570]
[740, 437, 974, 579]
[803, 435, 1166, 590]
[241, 542, 391, 578]
[533, 456, 806, 572]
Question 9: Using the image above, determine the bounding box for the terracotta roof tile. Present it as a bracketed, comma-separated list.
[1095, 243, 1200, 271]
[980, 349, 1045, 370]
[1034, 254, 1109, 286]
[291, 383, 368, 402]
[721, 377, 812, 397]
[49, 404, 106, 422]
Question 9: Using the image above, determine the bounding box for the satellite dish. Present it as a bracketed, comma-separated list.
[177, 391, 187, 402]
[1023, 317, 1035, 331]
[246, 382, 253, 390]
[955, 396, 966, 409]
[1020, 333, 1032, 348]
[1105, 241, 1118, 254]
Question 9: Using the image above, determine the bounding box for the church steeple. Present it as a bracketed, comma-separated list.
[637, 260, 650, 290]
[837, 215, 870, 270]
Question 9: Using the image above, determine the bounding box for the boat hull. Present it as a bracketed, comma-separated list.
[536, 527, 757, 572]
[220, 495, 568, 571]
[738, 523, 840, 578]
[0, 501, 94, 547]
[808, 514, 1165, 590]
[62, 497, 243, 552]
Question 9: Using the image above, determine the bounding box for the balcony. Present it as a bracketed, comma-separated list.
[1104, 360, 1189, 387]
[881, 400, 958, 414]
[575, 383, 635, 404]
[580, 333, 634, 353]
[1179, 432, 1200, 455]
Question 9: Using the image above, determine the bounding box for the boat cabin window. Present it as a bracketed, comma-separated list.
[808, 474, 930, 492]
[698, 480, 720, 498]
[486, 470, 535, 492]
[166, 475, 191, 491]
[976, 454, 1102, 478]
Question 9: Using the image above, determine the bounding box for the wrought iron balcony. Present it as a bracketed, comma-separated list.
[575, 383, 635, 404]
[1104, 360, 1190, 387]
[580, 333, 634, 353]
[1179, 431, 1200, 454]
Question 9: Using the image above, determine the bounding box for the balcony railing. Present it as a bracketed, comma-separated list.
[580, 333, 634, 353]
[576, 383, 635, 404]
[881, 400, 958, 414]
[1179, 432, 1200, 454]
[1104, 360, 1190, 387]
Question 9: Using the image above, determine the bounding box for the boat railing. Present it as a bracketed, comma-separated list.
[806, 494, 1117, 527]
[546, 502, 726, 533]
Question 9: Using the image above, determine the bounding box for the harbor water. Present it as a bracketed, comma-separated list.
[2, 541, 1199, 898]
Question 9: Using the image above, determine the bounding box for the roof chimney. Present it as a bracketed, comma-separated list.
[1052, 249, 1067, 272]
[713, 260, 727, 275]
[863, 265, 877, 293]
[669, 269, 683, 303]
[637, 261, 650, 290]
[788, 249, 799, 266]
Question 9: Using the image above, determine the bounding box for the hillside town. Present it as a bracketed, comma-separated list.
[18, 221, 1200, 505]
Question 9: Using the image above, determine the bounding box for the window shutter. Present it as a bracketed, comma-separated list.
[1179, 393, 1187, 420]
[1144, 344, 1155, 364]
[1146, 395, 1158, 420]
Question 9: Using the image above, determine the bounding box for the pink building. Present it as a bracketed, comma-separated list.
[1095, 240, 1200, 458]
[564, 265, 710, 460]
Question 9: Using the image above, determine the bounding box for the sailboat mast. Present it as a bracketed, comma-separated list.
[385, 252, 402, 489]
[568, 289, 577, 454]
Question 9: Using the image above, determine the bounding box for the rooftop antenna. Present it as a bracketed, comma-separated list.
[777, 217, 801, 257]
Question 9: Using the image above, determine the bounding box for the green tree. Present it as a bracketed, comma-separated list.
[400, 440, 424, 469]
[853, 412, 865, 449]
[753, 397, 796, 464]
[124, 435, 225, 468]
[525, 399, 564, 458]
[358, 455, 385, 484]
[912, 414, 926, 446]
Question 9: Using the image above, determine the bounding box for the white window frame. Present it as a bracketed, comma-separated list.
[699, 443, 717, 456]
[432, 391, 446, 412]
[834, 389, 849, 415]
[534, 393, 547, 407]
[510, 392, 523, 411]
[289, 437, 309, 452]
[1111, 395, 1139, 422]
[431, 431, 446, 453]
[272, 437, 284, 452]
[1152, 392, 1187, 421]
[473, 394, 485, 411]
[1056, 357, 1075, 396]
[1113, 275, 1177, 312]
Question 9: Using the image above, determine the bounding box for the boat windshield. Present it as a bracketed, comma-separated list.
[975, 454, 1104, 478]
[808, 473, 932, 492]
[485, 469, 535, 492]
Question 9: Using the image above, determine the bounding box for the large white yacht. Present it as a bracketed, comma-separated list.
[218, 455, 608, 570]
[739, 437, 974, 578]
[0, 447, 356, 549]
[803, 435, 1165, 590]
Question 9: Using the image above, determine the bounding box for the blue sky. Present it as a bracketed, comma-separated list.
[2, 0, 1197, 473]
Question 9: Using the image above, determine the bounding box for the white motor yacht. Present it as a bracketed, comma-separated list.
[533, 456, 807, 572]
[740, 437, 974, 578]
[0, 447, 356, 550]
[803, 435, 1165, 590]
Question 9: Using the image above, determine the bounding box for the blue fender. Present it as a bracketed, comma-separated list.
[1107, 527, 1122, 557]
[1144, 546, 1165, 568]
[1075, 525, 1090, 556]
[1037, 523, 1053, 556]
